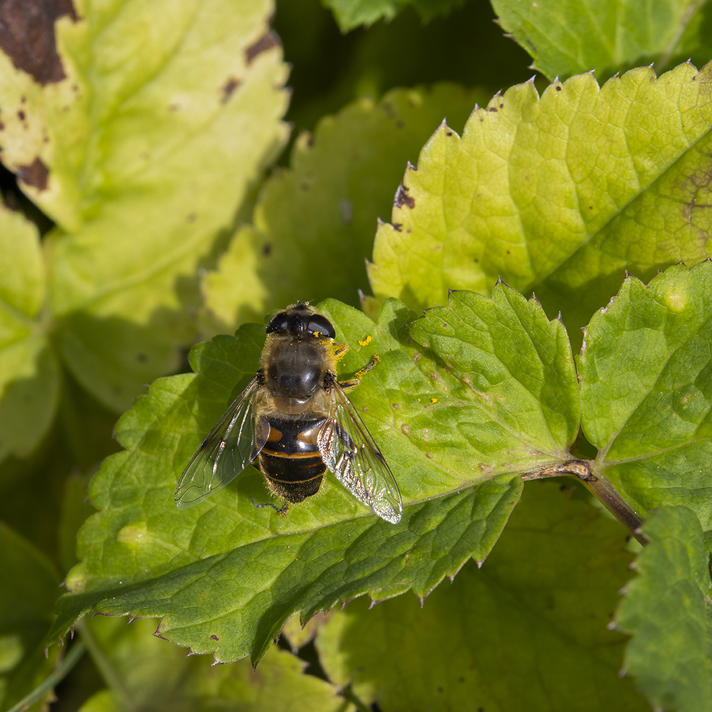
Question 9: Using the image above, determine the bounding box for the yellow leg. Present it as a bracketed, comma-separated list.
[339, 354, 381, 391]
[332, 342, 349, 361]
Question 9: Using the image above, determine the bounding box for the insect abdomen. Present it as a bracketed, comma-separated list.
[258, 415, 327, 502]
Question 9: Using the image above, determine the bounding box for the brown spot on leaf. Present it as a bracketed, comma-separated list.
[245, 30, 279, 65]
[17, 109, 25, 121]
[393, 222, 402, 232]
[0, 0, 78, 84]
[221, 76, 240, 104]
[394, 185, 415, 209]
[262, 242, 272, 256]
[210, 634, 219, 641]
[681, 149, 712, 246]
[17, 157, 48, 190]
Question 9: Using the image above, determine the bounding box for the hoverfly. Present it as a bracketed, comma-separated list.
[175, 303, 402, 523]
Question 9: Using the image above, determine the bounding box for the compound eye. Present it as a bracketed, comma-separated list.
[266, 311, 289, 334]
[308, 315, 335, 339]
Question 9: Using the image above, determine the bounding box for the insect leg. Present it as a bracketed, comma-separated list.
[248, 497, 290, 517]
[338, 354, 381, 391]
[332, 342, 349, 360]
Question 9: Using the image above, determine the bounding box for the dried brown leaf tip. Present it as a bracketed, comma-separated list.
[394, 184, 415, 209]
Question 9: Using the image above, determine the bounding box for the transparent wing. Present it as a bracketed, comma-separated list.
[317, 384, 403, 523]
[175, 377, 268, 509]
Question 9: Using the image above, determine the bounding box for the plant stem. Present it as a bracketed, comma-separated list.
[522, 459, 647, 546]
[6, 641, 85, 712]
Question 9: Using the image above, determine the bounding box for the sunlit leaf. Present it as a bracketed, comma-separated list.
[202, 84, 481, 332]
[49, 288, 581, 662]
[0, 203, 59, 461]
[369, 63, 712, 344]
[0, 0, 289, 413]
[579, 262, 712, 530]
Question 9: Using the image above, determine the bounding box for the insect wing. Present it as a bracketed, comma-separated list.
[175, 377, 268, 509]
[318, 385, 402, 523]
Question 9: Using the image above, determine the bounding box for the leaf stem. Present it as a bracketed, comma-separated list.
[522, 460, 647, 545]
[78, 617, 137, 710]
[6, 641, 85, 712]
[340, 683, 373, 712]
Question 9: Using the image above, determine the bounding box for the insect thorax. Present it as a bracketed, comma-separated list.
[261, 334, 335, 402]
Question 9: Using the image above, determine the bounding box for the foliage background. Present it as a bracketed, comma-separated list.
[0, 0, 711, 710]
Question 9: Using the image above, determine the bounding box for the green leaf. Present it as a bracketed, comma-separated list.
[369, 62, 712, 344]
[615, 506, 712, 712]
[408, 287, 579, 471]
[0, 0, 289, 413]
[75, 616, 344, 712]
[0, 524, 60, 711]
[316, 482, 648, 712]
[202, 84, 482, 332]
[579, 261, 712, 528]
[322, 0, 465, 31]
[49, 293, 585, 661]
[0, 203, 59, 461]
[0, 377, 116, 564]
[492, 0, 712, 81]
[59, 473, 95, 571]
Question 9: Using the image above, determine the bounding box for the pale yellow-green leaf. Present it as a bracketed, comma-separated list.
[369, 62, 712, 340]
[0, 0, 289, 411]
[0, 203, 59, 460]
[202, 84, 481, 332]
